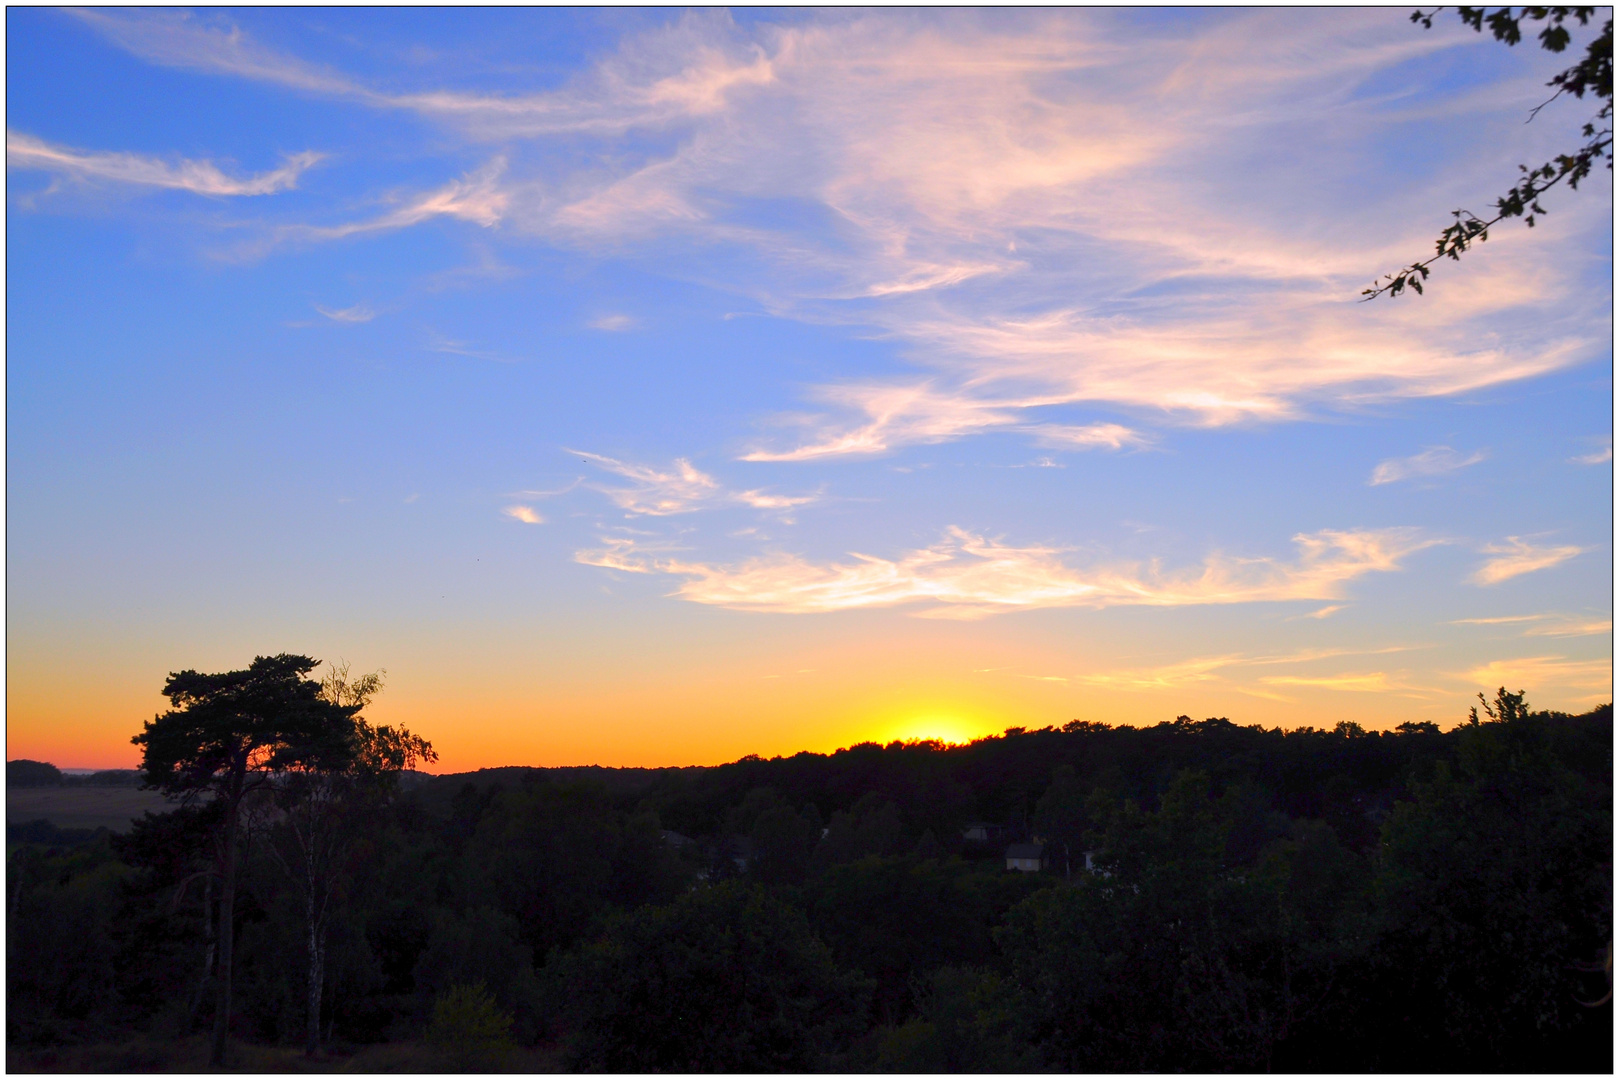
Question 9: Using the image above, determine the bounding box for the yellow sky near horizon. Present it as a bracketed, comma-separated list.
[10, 616, 1609, 772]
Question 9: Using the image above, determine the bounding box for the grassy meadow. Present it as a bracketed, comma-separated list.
[8, 787, 172, 832]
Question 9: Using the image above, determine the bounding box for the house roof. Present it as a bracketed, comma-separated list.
[1005, 843, 1044, 859]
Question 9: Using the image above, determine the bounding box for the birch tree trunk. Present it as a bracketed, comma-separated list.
[189, 874, 216, 1026]
[209, 797, 239, 1068]
[305, 890, 324, 1057]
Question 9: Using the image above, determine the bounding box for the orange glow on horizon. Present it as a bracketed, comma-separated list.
[7, 624, 1607, 773]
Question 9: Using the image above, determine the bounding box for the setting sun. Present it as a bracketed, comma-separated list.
[876, 713, 990, 747]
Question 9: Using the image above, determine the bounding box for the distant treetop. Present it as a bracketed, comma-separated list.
[7, 759, 63, 787]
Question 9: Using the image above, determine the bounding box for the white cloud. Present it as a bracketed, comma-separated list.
[741, 383, 1028, 461]
[589, 314, 638, 332]
[78, 10, 1608, 454]
[571, 450, 817, 516]
[72, 8, 778, 138]
[1369, 445, 1485, 486]
[575, 525, 1435, 617]
[1570, 437, 1612, 465]
[1024, 423, 1149, 451]
[315, 304, 376, 323]
[1471, 537, 1585, 585]
[284, 159, 508, 242]
[7, 129, 320, 196]
[504, 505, 543, 524]
[510, 11, 1602, 453]
[70, 9, 370, 97]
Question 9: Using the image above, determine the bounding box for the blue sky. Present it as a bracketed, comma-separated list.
[7, 8, 1611, 769]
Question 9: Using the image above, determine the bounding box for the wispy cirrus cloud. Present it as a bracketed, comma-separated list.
[1066, 654, 1240, 691]
[1471, 537, 1586, 585]
[315, 303, 376, 323]
[7, 130, 320, 196]
[1259, 672, 1407, 693]
[986, 644, 1427, 699]
[1025, 423, 1149, 451]
[1452, 612, 1612, 637]
[1461, 655, 1613, 698]
[739, 386, 1148, 462]
[1523, 616, 1611, 637]
[1570, 436, 1612, 465]
[74, 10, 1607, 457]
[70, 8, 777, 138]
[1369, 445, 1485, 486]
[571, 450, 817, 516]
[281, 159, 508, 243]
[576, 525, 1435, 618]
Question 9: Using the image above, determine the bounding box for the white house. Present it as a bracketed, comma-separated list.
[1005, 842, 1044, 872]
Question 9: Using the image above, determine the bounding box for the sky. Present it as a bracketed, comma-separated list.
[6, 7, 1612, 771]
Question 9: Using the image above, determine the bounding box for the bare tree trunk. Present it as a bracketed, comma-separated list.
[204, 872, 217, 978]
[189, 875, 217, 1026]
[210, 800, 239, 1069]
[305, 892, 324, 1057]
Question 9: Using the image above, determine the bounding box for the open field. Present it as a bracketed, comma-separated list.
[8, 787, 173, 831]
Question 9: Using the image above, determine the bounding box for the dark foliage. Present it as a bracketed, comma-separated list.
[558, 881, 870, 1071]
[8, 695, 1611, 1071]
[8, 759, 64, 787]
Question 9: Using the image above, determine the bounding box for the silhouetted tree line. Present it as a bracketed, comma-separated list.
[7, 760, 143, 788]
[7, 683, 1611, 1072]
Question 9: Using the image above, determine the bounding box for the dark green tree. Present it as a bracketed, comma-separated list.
[1367, 688, 1612, 1069]
[848, 965, 1041, 1072]
[465, 780, 686, 959]
[748, 802, 821, 885]
[1032, 764, 1089, 877]
[111, 801, 226, 1029]
[1365, 6, 1612, 298]
[413, 908, 540, 1045]
[561, 881, 870, 1071]
[7, 759, 64, 787]
[811, 794, 907, 871]
[1000, 770, 1374, 1071]
[130, 654, 360, 1067]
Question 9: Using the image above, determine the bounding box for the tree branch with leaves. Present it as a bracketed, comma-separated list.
[1363, 6, 1612, 299]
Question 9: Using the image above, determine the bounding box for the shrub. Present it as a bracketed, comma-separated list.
[426, 983, 513, 1071]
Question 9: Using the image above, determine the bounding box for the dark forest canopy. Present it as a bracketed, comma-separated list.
[8, 697, 1612, 1072]
[413, 705, 1610, 838]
